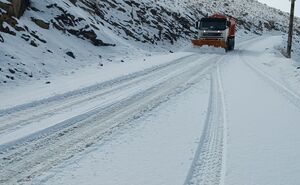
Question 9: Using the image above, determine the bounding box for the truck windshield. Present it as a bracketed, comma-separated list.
[200, 18, 227, 31]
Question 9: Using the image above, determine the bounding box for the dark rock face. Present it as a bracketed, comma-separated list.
[77, 0, 197, 45]
[0, 0, 30, 44]
[0, 2, 11, 12]
[31, 18, 50, 29]
[8, 68, 16, 74]
[0, 23, 17, 36]
[0, 34, 4, 42]
[264, 21, 276, 31]
[30, 40, 38, 47]
[69, 0, 77, 5]
[47, 3, 115, 46]
[0, 11, 18, 36]
[66, 51, 75, 59]
[12, 0, 30, 18]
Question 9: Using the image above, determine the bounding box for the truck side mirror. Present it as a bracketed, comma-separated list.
[196, 21, 199, 29]
[227, 21, 231, 27]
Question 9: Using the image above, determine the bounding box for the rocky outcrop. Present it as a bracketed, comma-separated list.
[0, 2, 11, 13]
[0, 0, 29, 40]
[78, 0, 198, 45]
[12, 0, 30, 18]
[0, 34, 4, 42]
[69, 0, 77, 5]
[31, 18, 50, 29]
[0, 0, 30, 19]
[0, 14, 17, 36]
[48, 3, 114, 46]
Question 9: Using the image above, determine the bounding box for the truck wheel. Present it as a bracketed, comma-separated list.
[227, 37, 235, 51]
[231, 38, 235, 50]
[225, 43, 231, 52]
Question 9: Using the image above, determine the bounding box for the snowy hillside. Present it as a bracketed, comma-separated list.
[0, 0, 299, 86]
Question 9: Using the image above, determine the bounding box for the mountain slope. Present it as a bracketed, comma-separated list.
[0, 0, 299, 86]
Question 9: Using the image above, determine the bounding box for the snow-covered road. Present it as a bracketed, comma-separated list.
[1, 35, 300, 185]
[223, 37, 300, 185]
[0, 50, 218, 184]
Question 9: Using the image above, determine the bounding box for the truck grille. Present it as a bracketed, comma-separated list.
[202, 32, 222, 37]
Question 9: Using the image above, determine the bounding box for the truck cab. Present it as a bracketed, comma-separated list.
[193, 14, 236, 51]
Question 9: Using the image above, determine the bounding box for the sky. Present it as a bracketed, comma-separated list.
[257, 0, 300, 17]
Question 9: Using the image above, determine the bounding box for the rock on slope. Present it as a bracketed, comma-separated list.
[0, 0, 299, 86]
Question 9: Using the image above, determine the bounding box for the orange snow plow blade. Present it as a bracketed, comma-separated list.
[192, 39, 227, 49]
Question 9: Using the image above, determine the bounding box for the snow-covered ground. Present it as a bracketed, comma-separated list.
[1, 34, 300, 185]
[1, 0, 300, 184]
[222, 36, 300, 185]
[1, 1, 300, 185]
[31, 72, 211, 185]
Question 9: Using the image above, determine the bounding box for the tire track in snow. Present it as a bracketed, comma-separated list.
[0, 54, 219, 185]
[0, 54, 209, 144]
[0, 56, 204, 150]
[183, 37, 270, 185]
[184, 59, 227, 185]
[0, 54, 197, 117]
[239, 51, 300, 110]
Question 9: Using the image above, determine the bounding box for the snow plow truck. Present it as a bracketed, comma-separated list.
[192, 14, 237, 52]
